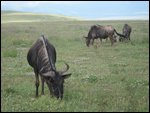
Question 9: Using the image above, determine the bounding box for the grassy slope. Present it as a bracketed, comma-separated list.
[1, 11, 149, 112]
[1, 11, 80, 23]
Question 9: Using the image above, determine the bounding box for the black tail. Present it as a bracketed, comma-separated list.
[114, 29, 126, 38]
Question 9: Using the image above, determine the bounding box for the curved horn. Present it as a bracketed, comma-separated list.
[59, 63, 70, 74]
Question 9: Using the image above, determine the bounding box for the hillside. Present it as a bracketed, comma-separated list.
[1, 10, 80, 23]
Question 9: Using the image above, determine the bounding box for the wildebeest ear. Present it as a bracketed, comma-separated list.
[42, 71, 55, 78]
[61, 73, 71, 79]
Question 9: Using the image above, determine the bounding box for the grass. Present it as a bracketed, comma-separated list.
[1, 11, 149, 112]
[2, 48, 18, 58]
[1, 11, 80, 23]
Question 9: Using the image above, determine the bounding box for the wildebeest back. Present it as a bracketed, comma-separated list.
[27, 37, 56, 73]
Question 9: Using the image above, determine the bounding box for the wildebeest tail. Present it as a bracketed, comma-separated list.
[114, 29, 126, 38]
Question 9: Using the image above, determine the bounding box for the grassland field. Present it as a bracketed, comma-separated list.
[1, 11, 149, 112]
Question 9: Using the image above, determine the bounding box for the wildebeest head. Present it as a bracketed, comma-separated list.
[84, 36, 90, 47]
[42, 63, 71, 99]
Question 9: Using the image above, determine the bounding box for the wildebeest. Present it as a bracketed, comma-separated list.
[119, 24, 132, 42]
[27, 35, 71, 99]
[84, 25, 125, 47]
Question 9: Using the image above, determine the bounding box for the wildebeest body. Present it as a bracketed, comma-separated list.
[119, 24, 132, 42]
[84, 25, 125, 46]
[123, 24, 132, 40]
[27, 37, 56, 73]
[27, 35, 71, 99]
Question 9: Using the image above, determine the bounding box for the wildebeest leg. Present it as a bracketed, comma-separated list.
[113, 35, 117, 43]
[106, 37, 108, 42]
[41, 76, 44, 95]
[49, 86, 54, 97]
[96, 39, 99, 47]
[100, 38, 102, 43]
[119, 36, 123, 42]
[98, 38, 101, 47]
[91, 38, 95, 45]
[34, 68, 39, 97]
[109, 36, 114, 46]
[128, 34, 131, 40]
[45, 80, 54, 97]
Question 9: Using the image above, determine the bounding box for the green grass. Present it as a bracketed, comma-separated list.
[1, 11, 80, 23]
[1, 11, 149, 112]
[2, 48, 18, 58]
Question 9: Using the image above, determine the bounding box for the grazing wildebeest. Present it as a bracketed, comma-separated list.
[84, 25, 125, 47]
[27, 35, 71, 99]
[119, 24, 132, 42]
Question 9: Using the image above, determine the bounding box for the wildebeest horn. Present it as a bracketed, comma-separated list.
[59, 63, 70, 74]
